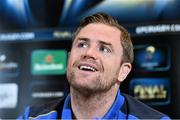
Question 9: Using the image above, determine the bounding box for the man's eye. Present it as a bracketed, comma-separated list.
[99, 46, 111, 53]
[78, 42, 88, 48]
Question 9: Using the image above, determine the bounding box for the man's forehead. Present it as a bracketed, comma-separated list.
[80, 23, 120, 33]
[76, 24, 121, 41]
[75, 37, 113, 46]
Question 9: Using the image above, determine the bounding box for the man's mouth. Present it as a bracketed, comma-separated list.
[78, 65, 97, 72]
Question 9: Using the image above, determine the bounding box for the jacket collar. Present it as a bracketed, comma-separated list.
[61, 90, 125, 119]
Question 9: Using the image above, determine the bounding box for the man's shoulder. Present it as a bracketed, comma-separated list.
[121, 93, 170, 119]
[29, 98, 65, 116]
[19, 98, 65, 119]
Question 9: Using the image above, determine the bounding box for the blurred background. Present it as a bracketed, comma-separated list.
[0, 0, 180, 119]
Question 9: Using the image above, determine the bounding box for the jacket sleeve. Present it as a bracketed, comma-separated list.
[17, 106, 30, 120]
[160, 116, 171, 120]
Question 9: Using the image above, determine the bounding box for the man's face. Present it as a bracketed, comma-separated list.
[67, 23, 127, 93]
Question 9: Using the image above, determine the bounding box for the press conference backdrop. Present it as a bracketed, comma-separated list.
[0, 0, 180, 119]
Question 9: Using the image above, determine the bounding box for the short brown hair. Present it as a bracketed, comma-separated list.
[73, 12, 134, 63]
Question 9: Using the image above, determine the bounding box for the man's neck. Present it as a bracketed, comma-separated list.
[70, 86, 119, 119]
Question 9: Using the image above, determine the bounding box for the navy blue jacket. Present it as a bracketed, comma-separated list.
[18, 90, 170, 119]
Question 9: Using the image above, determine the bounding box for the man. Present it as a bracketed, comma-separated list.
[18, 13, 170, 119]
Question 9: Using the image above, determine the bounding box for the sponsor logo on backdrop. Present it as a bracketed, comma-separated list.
[0, 53, 19, 76]
[134, 45, 170, 71]
[30, 82, 66, 104]
[32, 91, 64, 98]
[53, 31, 72, 39]
[31, 82, 65, 99]
[31, 50, 67, 75]
[136, 24, 180, 34]
[0, 83, 18, 108]
[129, 78, 170, 105]
[0, 32, 35, 41]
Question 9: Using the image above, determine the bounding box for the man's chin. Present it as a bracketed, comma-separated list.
[70, 82, 113, 97]
[67, 73, 115, 95]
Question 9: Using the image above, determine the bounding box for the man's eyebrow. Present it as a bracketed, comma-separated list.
[77, 37, 90, 41]
[98, 40, 114, 51]
[73, 37, 89, 45]
[98, 40, 112, 47]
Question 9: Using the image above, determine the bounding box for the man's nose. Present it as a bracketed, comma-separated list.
[83, 46, 98, 60]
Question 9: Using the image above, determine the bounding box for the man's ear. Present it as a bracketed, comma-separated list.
[118, 63, 132, 82]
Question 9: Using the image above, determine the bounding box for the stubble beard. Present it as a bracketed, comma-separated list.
[67, 70, 117, 96]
